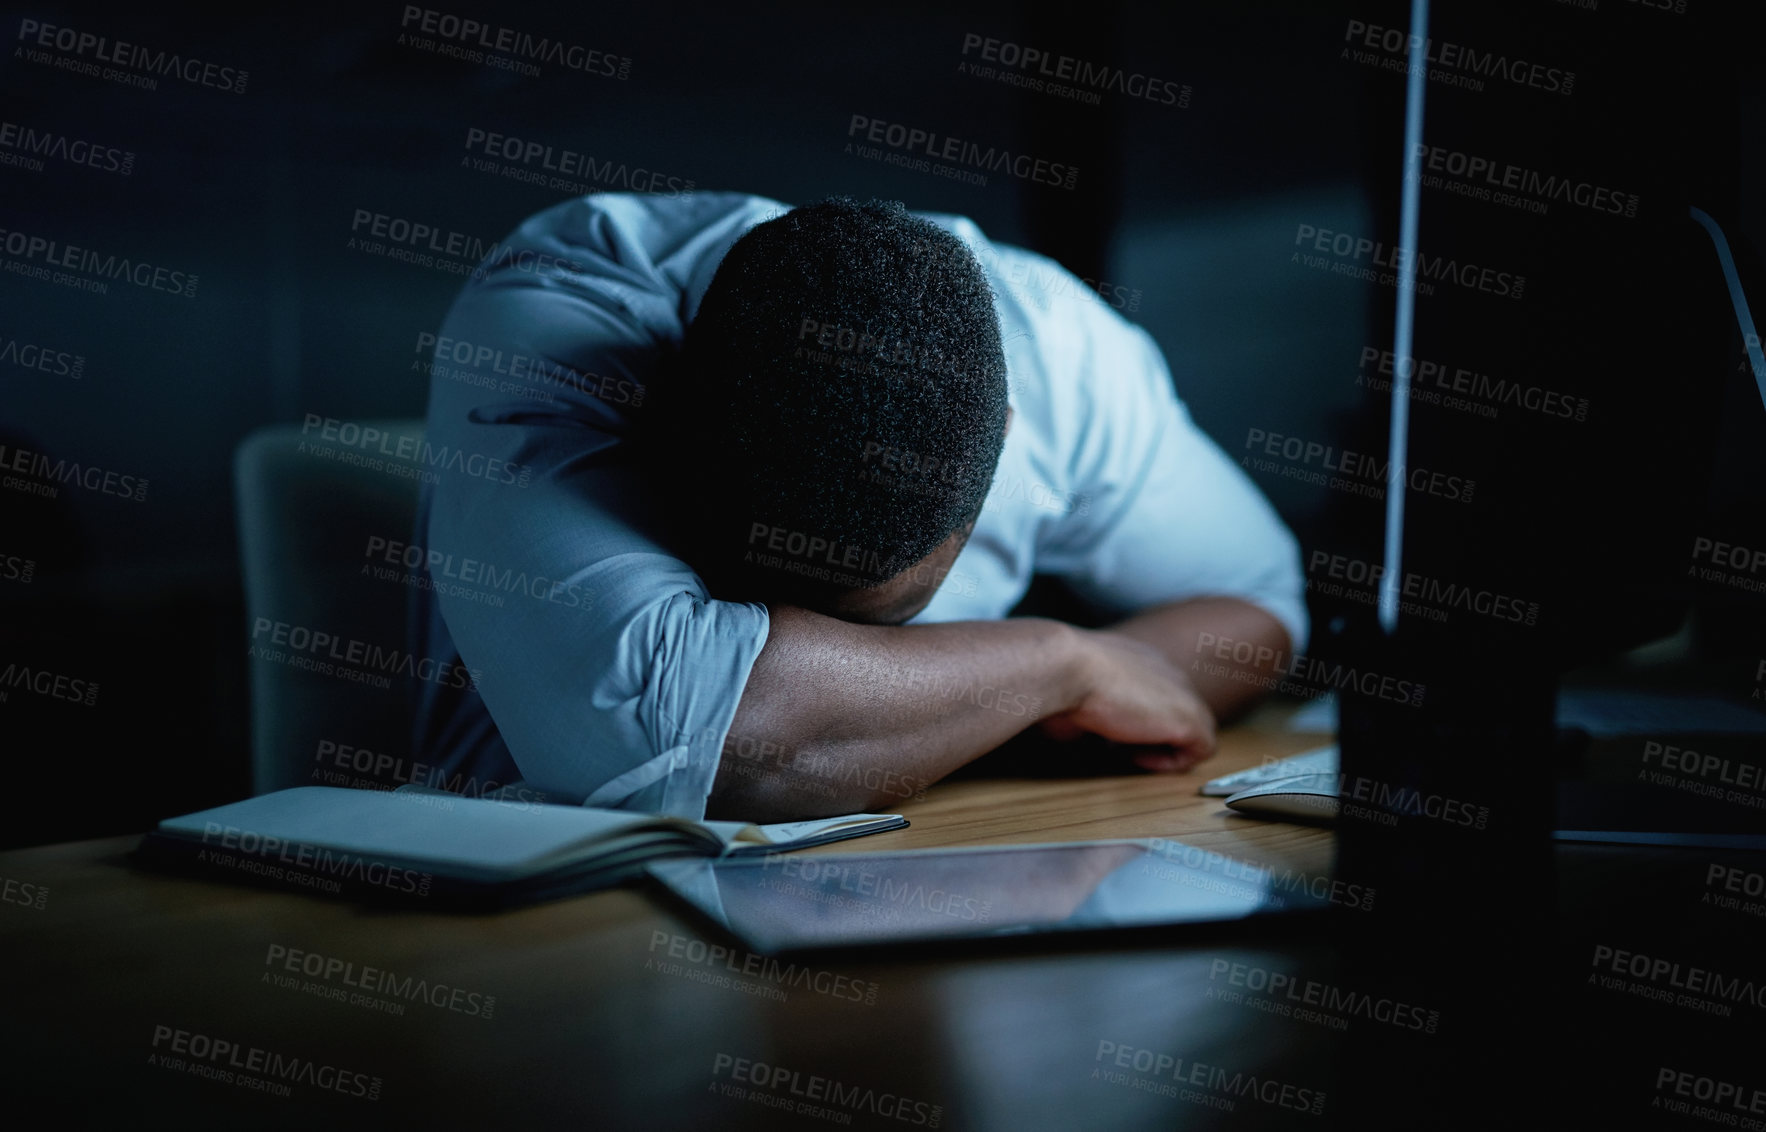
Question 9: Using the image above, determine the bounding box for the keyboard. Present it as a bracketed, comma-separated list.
[1200, 745, 1339, 797]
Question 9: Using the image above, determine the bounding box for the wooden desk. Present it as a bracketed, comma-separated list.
[2, 707, 1743, 1128]
[0, 706, 1342, 1129]
[816, 703, 1333, 870]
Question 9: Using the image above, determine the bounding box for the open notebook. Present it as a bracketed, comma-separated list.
[133, 785, 907, 909]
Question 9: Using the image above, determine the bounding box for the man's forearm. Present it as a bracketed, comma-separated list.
[1102, 597, 1293, 722]
[708, 607, 1088, 822]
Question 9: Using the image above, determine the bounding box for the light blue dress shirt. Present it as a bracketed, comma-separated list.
[410, 191, 1307, 819]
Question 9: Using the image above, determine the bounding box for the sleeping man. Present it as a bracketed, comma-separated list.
[409, 193, 1305, 821]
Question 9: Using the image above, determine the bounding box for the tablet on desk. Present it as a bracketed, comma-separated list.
[645, 839, 1329, 955]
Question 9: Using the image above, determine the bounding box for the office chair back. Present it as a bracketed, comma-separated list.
[234, 420, 426, 795]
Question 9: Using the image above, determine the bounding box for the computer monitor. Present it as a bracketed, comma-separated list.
[1322, 0, 1754, 850]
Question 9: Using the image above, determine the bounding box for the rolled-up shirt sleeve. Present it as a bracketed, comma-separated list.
[1033, 303, 1310, 654]
[423, 195, 772, 819]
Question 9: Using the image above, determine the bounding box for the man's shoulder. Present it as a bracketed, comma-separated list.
[913, 213, 1157, 432]
[499, 191, 789, 264]
[447, 192, 788, 331]
[910, 212, 1090, 317]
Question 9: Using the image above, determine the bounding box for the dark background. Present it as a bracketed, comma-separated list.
[2, 0, 1762, 848]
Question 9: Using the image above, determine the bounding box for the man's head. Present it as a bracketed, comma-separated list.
[671, 198, 1010, 623]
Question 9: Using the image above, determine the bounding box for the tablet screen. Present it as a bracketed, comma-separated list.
[646, 839, 1329, 954]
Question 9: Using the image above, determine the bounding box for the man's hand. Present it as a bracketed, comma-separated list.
[1037, 628, 1218, 774]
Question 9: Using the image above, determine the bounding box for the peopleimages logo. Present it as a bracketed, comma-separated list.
[398, 5, 631, 79]
[1408, 143, 1638, 219]
[1357, 347, 1588, 424]
[721, 731, 932, 803]
[1306, 549, 1541, 627]
[0, 552, 35, 584]
[1704, 863, 1766, 921]
[1590, 943, 1766, 1017]
[360, 536, 595, 626]
[1341, 18, 1575, 97]
[0, 225, 198, 298]
[348, 208, 585, 280]
[148, 1025, 382, 1101]
[746, 521, 890, 586]
[958, 32, 1190, 109]
[311, 738, 550, 809]
[648, 931, 881, 1005]
[1336, 773, 1490, 830]
[300, 414, 532, 488]
[0, 120, 133, 175]
[0, 661, 99, 707]
[1690, 536, 1766, 589]
[1242, 426, 1475, 505]
[415, 332, 644, 408]
[760, 856, 994, 924]
[847, 114, 1079, 190]
[1142, 837, 1376, 911]
[1205, 959, 1441, 1034]
[249, 617, 480, 692]
[1092, 1041, 1327, 1116]
[796, 317, 966, 380]
[197, 821, 434, 898]
[0, 332, 84, 379]
[16, 19, 249, 94]
[900, 669, 1044, 720]
[1294, 224, 1524, 301]
[711, 1054, 943, 1127]
[856, 439, 968, 503]
[0, 442, 148, 502]
[968, 240, 1144, 314]
[1193, 631, 1426, 708]
[1639, 740, 1766, 811]
[262, 944, 495, 1020]
[460, 128, 692, 198]
[1653, 1068, 1766, 1127]
[1, 874, 48, 911]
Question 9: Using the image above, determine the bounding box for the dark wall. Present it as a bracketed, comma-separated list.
[2, 0, 1760, 846]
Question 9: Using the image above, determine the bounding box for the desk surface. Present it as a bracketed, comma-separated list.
[802, 709, 1332, 870]
[0, 706, 1335, 1129]
[0, 706, 1747, 1129]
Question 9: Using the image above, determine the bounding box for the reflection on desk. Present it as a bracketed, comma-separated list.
[3, 701, 1750, 1127]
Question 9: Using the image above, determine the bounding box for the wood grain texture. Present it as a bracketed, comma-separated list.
[0, 703, 1342, 1129]
[811, 701, 1334, 873]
